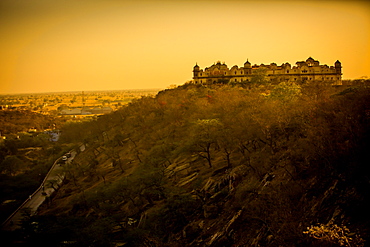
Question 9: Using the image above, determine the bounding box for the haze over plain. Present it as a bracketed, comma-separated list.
[0, 0, 369, 94]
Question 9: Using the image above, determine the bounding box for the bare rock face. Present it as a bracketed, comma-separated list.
[203, 204, 219, 219]
[182, 221, 201, 243]
[205, 209, 243, 246]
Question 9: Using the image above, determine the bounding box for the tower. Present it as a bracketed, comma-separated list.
[335, 60, 342, 75]
[193, 63, 200, 78]
[244, 59, 251, 68]
[243, 59, 252, 75]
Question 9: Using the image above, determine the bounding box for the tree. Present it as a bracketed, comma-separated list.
[269, 81, 302, 103]
[112, 158, 133, 174]
[0, 155, 23, 176]
[3, 139, 18, 155]
[188, 119, 223, 168]
[304, 222, 365, 247]
[249, 67, 269, 85]
[216, 126, 237, 168]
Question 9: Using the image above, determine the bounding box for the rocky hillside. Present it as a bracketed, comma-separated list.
[6, 82, 370, 246]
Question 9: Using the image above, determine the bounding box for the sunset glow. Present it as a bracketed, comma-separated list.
[1, 0, 369, 94]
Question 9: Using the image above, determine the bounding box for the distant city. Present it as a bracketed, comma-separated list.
[0, 89, 161, 117]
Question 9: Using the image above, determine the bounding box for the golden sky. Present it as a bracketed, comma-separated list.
[0, 0, 369, 94]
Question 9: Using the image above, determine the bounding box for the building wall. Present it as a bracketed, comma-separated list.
[193, 57, 342, 85]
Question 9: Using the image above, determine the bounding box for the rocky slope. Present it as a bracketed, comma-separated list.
[5, 83, 369, 246]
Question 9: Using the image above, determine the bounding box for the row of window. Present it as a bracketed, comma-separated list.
[200, 72, 245, 76]
[287, 69, 331, 73]
[199, 69, 335, 77]
[291, 77, 337, 81]
[196, 76, 340, 83]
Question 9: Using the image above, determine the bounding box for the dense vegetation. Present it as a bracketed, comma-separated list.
[0, 111, 70, 223]
[2, 81, 369, 246]
[0, 110, 62, 135]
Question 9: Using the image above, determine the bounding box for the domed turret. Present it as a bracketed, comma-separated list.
[193, 63, 200, 71]
[306, 57, 314, 62]
[244, 59, 251, 68]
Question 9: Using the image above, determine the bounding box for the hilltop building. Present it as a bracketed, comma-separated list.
[193, 57, 342, 85]
[60, 107, 112, 115]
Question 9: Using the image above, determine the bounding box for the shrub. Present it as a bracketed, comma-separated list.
[303, 222, 364, 247]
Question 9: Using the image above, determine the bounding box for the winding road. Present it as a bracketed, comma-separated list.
[1, 145, 84, 231]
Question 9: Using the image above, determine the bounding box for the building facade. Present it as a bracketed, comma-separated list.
[193, 57, 342, 85]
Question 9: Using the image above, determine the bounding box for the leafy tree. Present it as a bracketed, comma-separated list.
[249, 67, 269, 85]
[146, 193, 200, 239]
[12, 83, 369, 246]
[304, 222, 365, 247]
[188, 119, 223, 168]
[0, 155, 23, 176]
[269, 81, 302, 103]
[216, 126, 237, 168]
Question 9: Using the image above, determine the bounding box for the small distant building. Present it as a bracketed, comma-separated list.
[60, 108, 82, 115]
[91, 107, 113, 114]
[60, 107, 113, 115]
[193, 57, 342, 85]
[28, 128, 37, 133]
[45, 130, 60, 142]
[101, 107, 113, 114]
[81, 108, 92, 115]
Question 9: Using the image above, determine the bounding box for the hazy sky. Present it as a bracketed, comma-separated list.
[1, 0, 369, 94]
